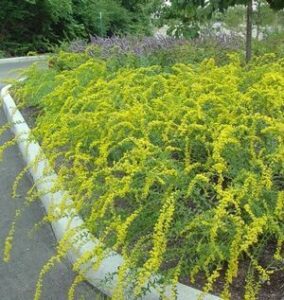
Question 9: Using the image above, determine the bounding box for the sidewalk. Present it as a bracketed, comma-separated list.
[0, 60, 102, 300]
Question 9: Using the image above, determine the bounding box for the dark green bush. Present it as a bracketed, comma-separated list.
[0, 0, 152, 57]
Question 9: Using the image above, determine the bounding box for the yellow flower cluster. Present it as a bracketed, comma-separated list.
[7, 52, 284, 299]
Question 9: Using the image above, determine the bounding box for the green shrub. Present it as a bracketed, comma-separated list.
[253, 31, 284, 58]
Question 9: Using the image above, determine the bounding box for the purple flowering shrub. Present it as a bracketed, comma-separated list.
[67, 34, 244, 69]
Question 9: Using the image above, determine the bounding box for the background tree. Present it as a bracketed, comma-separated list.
[243, 0, 283, 61]
[0, 0, 154, 56]
[157, 0, 284, 61]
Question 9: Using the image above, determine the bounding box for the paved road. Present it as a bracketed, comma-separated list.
[0, 60, 103, 300]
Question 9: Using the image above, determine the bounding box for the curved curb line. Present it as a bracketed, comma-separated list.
[0, 56, 48, 65]
[1, 85, 220, 300]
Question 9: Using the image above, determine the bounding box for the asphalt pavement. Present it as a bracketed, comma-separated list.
[0, 60, 103, 300]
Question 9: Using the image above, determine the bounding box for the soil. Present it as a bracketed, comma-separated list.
[18, 104, 284, 300]
[180, 241, 284, 300]
[20, 105, 40, 128]
[181, 264, 284, 300]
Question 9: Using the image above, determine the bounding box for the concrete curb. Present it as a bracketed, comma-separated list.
[0, 56, 48, 65]
[1, 85, 220, 300]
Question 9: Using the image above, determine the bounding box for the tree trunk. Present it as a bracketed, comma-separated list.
[256, 0, 261, 40]
[246, 0, 253, 63]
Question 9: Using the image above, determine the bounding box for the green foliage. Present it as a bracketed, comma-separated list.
[0, 0, 153, 56]
[91, 45, 231, 72]
[13, 52, 284, 299]
[70, 37, 244, 73]
[253, 31, 284, 57]
[221, 5, 246, 30]
[156, 0, 284, 38]
[156, 0, 246, 37]
[219, 1, 284, 35]
[72, 0, 132, 37]
[267, 0, 284, 10]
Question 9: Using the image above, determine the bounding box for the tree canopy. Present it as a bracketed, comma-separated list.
[157, 0, 284, 37]
[1, 0, 283, 56]
[0, 0, 154, 56]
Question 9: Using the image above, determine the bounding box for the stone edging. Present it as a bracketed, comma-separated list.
[1, 84, 220, 300]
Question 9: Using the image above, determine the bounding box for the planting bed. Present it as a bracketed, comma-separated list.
[5, 50, 284, 299]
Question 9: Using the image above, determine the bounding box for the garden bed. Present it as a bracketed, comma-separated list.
[2, 84, 218, 300]
[8, 50, 284, 299]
